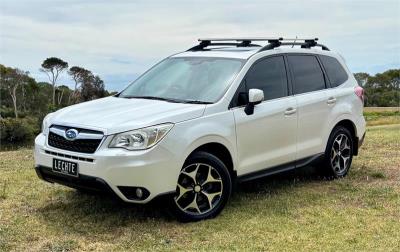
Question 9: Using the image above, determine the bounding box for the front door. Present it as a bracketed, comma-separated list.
[232, 56, 297, 176]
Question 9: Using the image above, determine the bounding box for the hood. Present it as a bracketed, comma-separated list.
[49, 97, 206, 135]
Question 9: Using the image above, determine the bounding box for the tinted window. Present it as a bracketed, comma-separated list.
[319, 55, 348, 87]
[288, 55, 326, 94]
[245, 56, 288, 101]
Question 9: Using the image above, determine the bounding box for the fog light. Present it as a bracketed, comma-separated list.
[118, 186, 150, 200]
[136, 188, 143, 198]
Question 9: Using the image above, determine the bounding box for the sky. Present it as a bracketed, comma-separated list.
[1, 0, 399, 91]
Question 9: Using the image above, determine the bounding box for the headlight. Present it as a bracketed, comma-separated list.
[41, 113, 54, 136]
[109, 123, 174, 150]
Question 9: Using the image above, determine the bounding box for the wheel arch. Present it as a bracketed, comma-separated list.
[185, 141, 236, 180]
[329, 118, 359, 155]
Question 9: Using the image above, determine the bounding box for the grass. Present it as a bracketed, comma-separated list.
[364, 107, 400, 126]
[0, 113, 399, 251]
[363, 107, 400, 113]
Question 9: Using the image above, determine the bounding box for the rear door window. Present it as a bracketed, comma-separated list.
[319, 55, 348, 87]
[288, 55, 326, 94]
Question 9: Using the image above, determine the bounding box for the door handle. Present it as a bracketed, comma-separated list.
[327, 97, 336, 105]
[284, 107, 297, 116]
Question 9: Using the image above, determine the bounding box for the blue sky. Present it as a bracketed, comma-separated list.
[1, 0, 399, 91]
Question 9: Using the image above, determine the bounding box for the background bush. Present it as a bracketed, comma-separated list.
[0, 117, 39, 145]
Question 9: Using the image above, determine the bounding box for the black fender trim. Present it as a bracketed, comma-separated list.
[354, 132, 366, 156]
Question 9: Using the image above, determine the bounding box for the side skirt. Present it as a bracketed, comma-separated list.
[237, 153, 325, 183]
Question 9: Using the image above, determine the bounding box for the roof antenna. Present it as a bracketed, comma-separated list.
[292, 36, 297, 48]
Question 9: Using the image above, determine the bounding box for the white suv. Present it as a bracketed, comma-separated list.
[34, 38, 366, 222]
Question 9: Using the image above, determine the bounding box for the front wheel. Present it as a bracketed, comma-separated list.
[322, 126, 354, 178]
[171, 151, 232, 222]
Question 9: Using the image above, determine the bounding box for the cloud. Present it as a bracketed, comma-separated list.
[1, 0, 399, 91]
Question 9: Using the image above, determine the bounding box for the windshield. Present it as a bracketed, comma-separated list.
[119, 57, 245, 103]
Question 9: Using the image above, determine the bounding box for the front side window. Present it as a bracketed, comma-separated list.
[244, 56, 288, 100]
[319, 55, 348, 87]
[119, 57, 244, 103]
[288, 55, 326, 94]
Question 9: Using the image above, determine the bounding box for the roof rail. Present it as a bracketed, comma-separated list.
[187, 37, 329, 51]
[258, 38, 330, 51]
[187, 38, 265, 51]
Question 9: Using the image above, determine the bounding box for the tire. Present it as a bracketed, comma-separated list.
[321, 126, 354, 179]
[170, 151, 232, 222]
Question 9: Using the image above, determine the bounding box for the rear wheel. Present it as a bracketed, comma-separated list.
[322, 126, 354, 178]
[171, 151, 232, 222]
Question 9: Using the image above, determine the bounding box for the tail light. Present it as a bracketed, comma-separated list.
[354, 86, 364, 103]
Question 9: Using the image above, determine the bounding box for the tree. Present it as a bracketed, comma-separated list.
[20, 74, 37, 112]
[35, 82, 54, 114]
[0, 64, 33, 118]
[67, 66, 89, 104]
[40, 57, 68, 106]
[354, 72, 370, 87]
[92, 75, 106, 98]
[356, 69, 400, 106]
[57, 86, 65, 105]
[80, 72, 95, 101]
[1, 62, 110, 126]
[80, 73, 107, 101]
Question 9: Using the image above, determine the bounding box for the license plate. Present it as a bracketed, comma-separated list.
[52, 158, 79, 177]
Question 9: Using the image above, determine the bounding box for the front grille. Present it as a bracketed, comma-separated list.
[48, 131, 102, 154]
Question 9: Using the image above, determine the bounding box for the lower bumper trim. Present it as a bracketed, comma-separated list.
[35, 166, 115, 195]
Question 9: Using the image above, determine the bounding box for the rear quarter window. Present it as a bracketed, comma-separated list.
[319, 55, 348, 87]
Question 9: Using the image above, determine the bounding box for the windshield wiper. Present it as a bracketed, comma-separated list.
[182, 100, 213, 104]
[122, 96, 212, 104]
[121, 96, 183, 103]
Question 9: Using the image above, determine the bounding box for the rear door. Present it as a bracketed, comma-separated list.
[232, 55, 297, 176]
[318, 54, 350, 110]
[287, 54, 331, 160]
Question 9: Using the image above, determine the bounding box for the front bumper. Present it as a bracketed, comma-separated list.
[34, 133, 180, 203]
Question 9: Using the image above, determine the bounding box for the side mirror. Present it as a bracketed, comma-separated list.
[244, 89, 264, 115]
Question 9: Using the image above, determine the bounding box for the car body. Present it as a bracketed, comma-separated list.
[34, 38, 366, 221]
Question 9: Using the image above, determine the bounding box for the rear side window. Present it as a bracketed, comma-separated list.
[245, 56, 288, 101]
[288, 55, 326, 94]
[319, 55, 348, 87]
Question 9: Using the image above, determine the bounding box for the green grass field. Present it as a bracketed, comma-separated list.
[1, 111, 399, 251]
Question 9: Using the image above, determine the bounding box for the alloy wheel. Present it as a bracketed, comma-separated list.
[174, 163, 223, 215]
[330, 133, 351, 175]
